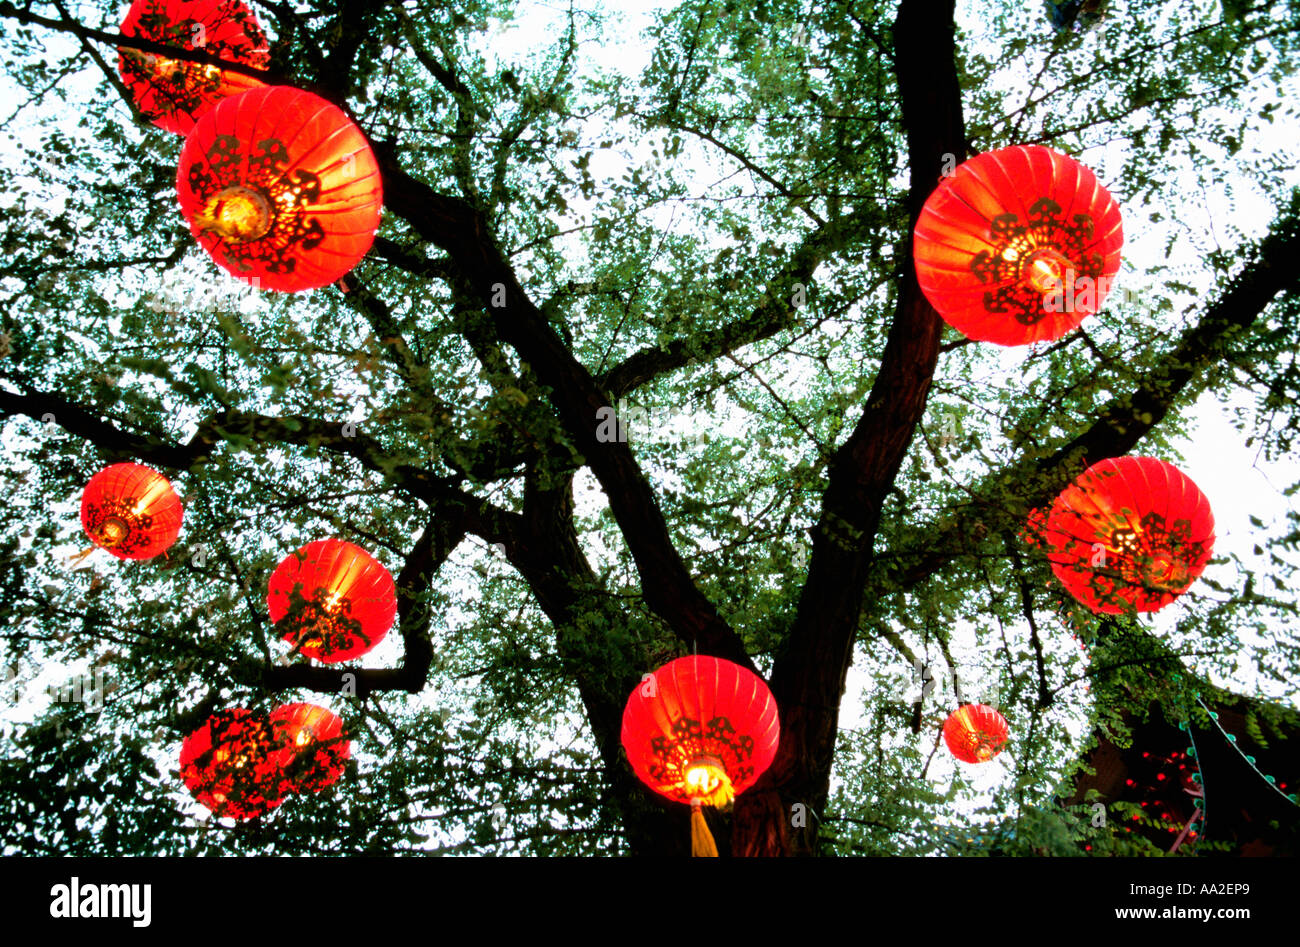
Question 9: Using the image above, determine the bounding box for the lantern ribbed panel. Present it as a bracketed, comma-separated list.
[180, 708, 284, 819]
[1043, 456, 1215, 613]
[266, 539, 397, 662]
[942, 704, 1009, 764]
[80, 462, 183, 560]
[118, 0, 268, 136]
[176, 85, 382, 291]
[913, 145, 1123, 345]
[268, 702, 349, 794]
[620, 655, 779, 805]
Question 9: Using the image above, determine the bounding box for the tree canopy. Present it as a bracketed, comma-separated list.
[0, 0, 1297, 857]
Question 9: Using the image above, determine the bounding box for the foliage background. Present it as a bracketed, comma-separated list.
[0, 0, 1297, 855]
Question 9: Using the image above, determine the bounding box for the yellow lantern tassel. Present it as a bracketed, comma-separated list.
[691, 800, 718, 857]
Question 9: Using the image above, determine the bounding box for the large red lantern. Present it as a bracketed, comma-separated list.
[268, 702, 349, 794]
[117, 0, 269, 136]
[176, 85, 383, 292]
[943, 704, 1009, 764]
[180, 708, 284, 819]
[80, 462, 183, 560]
[621, 655, 780, 856]
[913, 145, 1123, 345]
[267, 539, 397, 663]
[1042, 456, 1215, 613]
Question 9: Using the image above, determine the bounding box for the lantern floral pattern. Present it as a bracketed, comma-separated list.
[913, 144, 1124, 345]
[1041, 456, 1215, 613]
[117, 0, 269, 136]
[80, 462, 184, 560]
[176, 85, 383, 291]
[267, 538, 397, 662]
[621, 655, 780, 807]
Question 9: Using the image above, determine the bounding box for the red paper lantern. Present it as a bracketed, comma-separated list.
[118, 0, 269, 136]
[80, 462, 183, 560]
[268, 702, 349, 794]
[943, 704, 1009, 763]
[180, 708, 284, 819]
[1042, 456, 1215, 613]
[266, 539, 397, 662]
[621, 655, 779, 808]
[913, 145, 1123, 345]
[176, 85, 383, 292]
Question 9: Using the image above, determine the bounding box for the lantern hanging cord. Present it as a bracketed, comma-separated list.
[1194, 696, 1298, 807]
[66, 546, 98, 567]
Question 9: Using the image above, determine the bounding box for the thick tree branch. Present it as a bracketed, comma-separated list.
[0, 1, 277, 84]
[0, 385, 200, 469]
[733, 0, 966, 857]
[508, 457, 686, 853]
[0, 386, 516, 546]
[370, 236, 453, 280]
[315, 0, 375, 100]
[377, 159, 752, 666]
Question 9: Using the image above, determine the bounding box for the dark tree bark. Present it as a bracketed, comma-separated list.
[730, 0, 967, 857]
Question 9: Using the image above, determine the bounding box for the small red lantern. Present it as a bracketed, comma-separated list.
[1041, 456, 1215, 613]
[268, 702, 349, 794]
[176, 85, 383, 292]
[913, 145, 1123, 345]
[621, 655, 780, 856]
[943, 704, 1009, 763]
[80, 462, 183, 560]
[180, 708, 284, 819]
[118, 0, 269, 136]
[266, 539, 397, 663]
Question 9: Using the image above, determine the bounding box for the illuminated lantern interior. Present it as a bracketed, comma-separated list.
[117, 0, 269, 136]
[943, 703, 1009, 764]
[176, 85, 383, 292]
[268, 702, 350, 794]
[1041, 456, 1215, 613]
[621, 655, 780, 856]
[913, 144, 1123, 345]
[266, 538, 397, 663]
[180, 708, 284, 819]
[79, 462, 184, 560]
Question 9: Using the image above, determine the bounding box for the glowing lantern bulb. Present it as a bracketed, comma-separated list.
[266, 539, 397, 663]
[683, 756, 732, 805]
[621, 655, 780, 856]
[1041, 456, 1215, 613]
[200, 185, 274, 241]
[913, 144, 1123, 345]
[80, 463, 184, 560]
